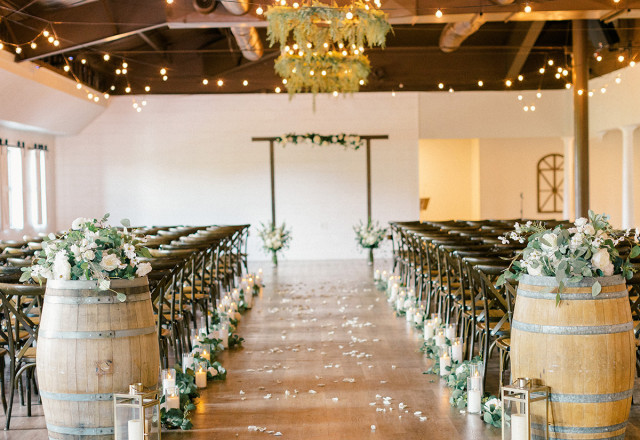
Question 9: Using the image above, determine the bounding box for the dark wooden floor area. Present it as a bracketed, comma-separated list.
[3, 260, 640, 439]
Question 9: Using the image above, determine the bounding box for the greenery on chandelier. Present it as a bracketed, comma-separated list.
[275, 133, 364, 149]
[265, 0, 391, 96]
[274, 52, 370, 96]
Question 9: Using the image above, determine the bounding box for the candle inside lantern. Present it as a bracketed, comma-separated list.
[219, 325, 229, 349]
[374, 269, 381, 281]
[431, 313, 441, 326]
[128, 419, 144, 440]
[162, 369, 176, 394]
[232, 288, 240, 302]
[395, 296, 404, 311]
[439, 349, 451, 376]
[414, 311, 424, 325]
[434, 330, 446, 347]
[201, 349, 210, 362]
[445, 323, 457, 340]
[511, 413, 529, 440]
[166, 387, 180, 410]
[182, 354, 194, 373]
[245, 289, 253, 308]
[424, 320, 434, 340]
[195, 367, 207, 388]
[451, 338, 463, 363]
[381, 270, 388, 282]
[391, 283, 399, 297]
[405, 307, 414, 322]
[467, 388, 482, 414]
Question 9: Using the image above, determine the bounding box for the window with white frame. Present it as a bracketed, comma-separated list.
[30, 148, 47, 226]
[6, 146, 24, 230]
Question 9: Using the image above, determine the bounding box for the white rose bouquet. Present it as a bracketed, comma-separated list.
[499, 210, 640, 302]
[354, 220, 387, 250]
[20, 214, 153, 299]
[257, 222, 292, 266]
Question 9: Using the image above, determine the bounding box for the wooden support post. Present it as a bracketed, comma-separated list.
[269, 140, 276, 226]
[366, 139, 372, 223]
[572, 20, 590, 218]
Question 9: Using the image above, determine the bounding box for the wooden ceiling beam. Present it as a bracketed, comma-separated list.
[505, 21, 545, 80]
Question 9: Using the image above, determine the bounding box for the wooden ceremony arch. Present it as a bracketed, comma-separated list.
[251, 135, 389, 225]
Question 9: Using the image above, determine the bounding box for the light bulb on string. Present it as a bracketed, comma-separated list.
[81, 58, 86, 64]
[477, 80, 483, 87]
[136, 107, 142, 113]
[43, 30, 50, 37]
[30, 42, 37, 49]
[601, 87, 607, 93]
[539, 67, 545, 74]
[615, 76, 622, 84]
[517, 74, 524, 81]
[0, 43, 3, 50]
[122, 68, 127, 74]
[505, 79, 512, 87]
[438, 83, 444, 89]
[536, 92, 542, 98]
[15, 47, 22, 54]
[555, 73, 561, 79]
[359, 79, 365, 85]
[448, 87, 454, 93]
[596, 54, 602, 62]
[523, 3, 532, 13]
[48, 36, 54, 43]
[557, 67, 563, 73]
[63, 65, 70, 72]
[217, 79, 224, 86]
[103, 54, 110, 61]
[530, 105, 535, 111]
[293, 2, 299, 7]
[282, 78, 287, 84]
[548, 59, 554, 66]
[435, 9, 443, 18]
[243, 80, 249, 86]
[333, 91, 339, 97]
[76, 83, 82, 90]
[346, 11, 353, 19]
[122, 62, 128, 68]
[565, 83, 571, 89]
[125, 86, 131, 93]
[53, 40, 59, 46]
[631, 60, 636, 67]
[116, 69, 122, 75]
[160, 67, 167, 75]
[562, 69, 568, 76]
[577, 89, 584, 95]
[104, 93, 110, 99]
[517, 95, 523, 101]
[256, 5, 264, 14]
[523, 106, 529, 112]
[275, 87, 281, 93]
[162, 75, 168, 81]
[110, 85, 116, 90]
[618, 54, 625, 62]
[167, 0, 174, 3]
[588, 91, 594, 97]
[391, 90, 396, 97]
[142, 100, 147, 106]
[145, 86, 150, 92]
[203, 79, 209, 85]
[93, 96, 99, 102]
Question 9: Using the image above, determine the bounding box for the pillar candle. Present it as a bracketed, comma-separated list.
[445, 324, 457, 341]
[381, 270, 388, 282]
[201, 350, 210, 362]
[166, 393, 180, 410]
[467, 389, 482, 414]
[405, 307, 414, 322]
[219, 326, 229, 349]
[374, 269, 381, 281]
[414, 312, 424, 325]
[424, 321, 434, 340]
[128, 419, 144, 440]
[395, 297, 404, 311]
[511, 414, 529, 440]
[451, 341, 463, 363]
[162, 375, 175, 394]
[245, 290, 253, 308]
[391, 283, 399, 298]
[434, 331, 446, 347]
[439, 353, 451, 376]
[182, 354, 194, 373]
[195, 369, 207, 388]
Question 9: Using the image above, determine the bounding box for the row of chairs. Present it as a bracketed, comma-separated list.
[0, 223, 250, 429]
[389, 219, 640, 393]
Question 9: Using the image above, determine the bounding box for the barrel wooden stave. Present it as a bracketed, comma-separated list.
[512, 274, 634, 440]
[37, 278, 159, 440]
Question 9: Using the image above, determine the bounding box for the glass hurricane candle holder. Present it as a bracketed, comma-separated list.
[439, 346, 451, 376]
[501, 378, 549, 440]
[161, 369, 176, 394]
[114, 384, 161, 440]
[451, 337, 463, 363]
[467, 375, 482, 414]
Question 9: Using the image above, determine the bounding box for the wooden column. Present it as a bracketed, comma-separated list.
[562, 136, 575, 221]
[269, 140, 276, 225]
[572, 20, 590, 218]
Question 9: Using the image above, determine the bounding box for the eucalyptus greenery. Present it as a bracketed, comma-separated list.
[275, 133, 364, 149]
[498, 210, 640, 304]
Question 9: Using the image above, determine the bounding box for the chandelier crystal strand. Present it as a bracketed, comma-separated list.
[265, 0, 391, 97]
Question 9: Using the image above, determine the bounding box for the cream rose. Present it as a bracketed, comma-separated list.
[540, 232, 558, 253]
[71, 217, 88, 231]
[591, 248, 614, 276]
[527, 263, 544, 276]
[100, 253, 121, 272]
[53, 251, 71, 280]
[136, 262, 152, 277]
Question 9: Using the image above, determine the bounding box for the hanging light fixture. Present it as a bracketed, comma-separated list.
[264, 0, 391, 97]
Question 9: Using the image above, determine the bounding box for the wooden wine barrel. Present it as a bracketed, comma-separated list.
[511, 274, 635, 440]
[36, 277, 159, 440]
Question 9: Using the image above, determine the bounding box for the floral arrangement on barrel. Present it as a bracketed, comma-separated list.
[275, 133, 364, 150]
[20, 214, 153, 300]
[257, 222, 292, 267]
[498, 210, 640, 303]
[354, 219, 387, 264]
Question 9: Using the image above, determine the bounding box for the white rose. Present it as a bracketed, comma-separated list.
[70, 244, 82, 258]
[71, 217, 87, 231]
[591, 248, 614, 276]
[540, 233, 558, 253]
[485, 397, 501, 408]
[527, 263, 544, 276]
[100, 253, 121, 272]
[82, 250, 95, 261]
[583, 224, 595, 236]
[136, 262, 152, 277]
[123, 243, 136, 260]
[53, 251, 71, 280]
[575, 217, 588, 228]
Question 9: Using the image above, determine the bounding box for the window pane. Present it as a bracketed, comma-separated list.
[39, 151, 47, 226]
[7, 147, 24, 230]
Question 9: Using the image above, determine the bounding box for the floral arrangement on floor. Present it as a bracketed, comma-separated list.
[20, 214, 152, 299]
[355, 219, 387, 263]
[258, 222, 292, 266]
[275, 133, 364, 150]
[498, 210, 640, 303]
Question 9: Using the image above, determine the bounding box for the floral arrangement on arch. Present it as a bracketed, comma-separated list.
[354, 220, 387, 249]
[257, 222, 292, 265]
[21, 214, 153, 298]
[275, 133, 364, 150]
[498, 210, 640, 301]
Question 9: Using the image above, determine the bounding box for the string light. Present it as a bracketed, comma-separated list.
[596, 54, 602, 62]
[162, 75, 168, 81]
[524, 106, 529, 112]
[282, 78, 287, 84]
[104, 93, 110, 99]
[63, 65, 70, 72]
[477, 80, 483, 87]
[615, 76, 622, 84]
[275, 86, 282, 93]
[167, 0, 174, 3]
[588, 91, 594, 97]
[125, 86, 131, 93]
[217, 79, 224, 86]
[555, 73, 561, 79]
[601, 87, 607, 93]
[631, 61, 636, 67]
[565, 83, 571, 89]
[81, 58, 86, 64]
[48, 36, 54, 43]
[145, 86, 151, 92]
[618, 54, 625, 62]
[160, 67, 167, 75]
[243, 80, 249, 86]
[530, 105, 536, 111]
[293, 2, 299, 7]
[30, 42, 37, 49]
[539, 67, 545, 74]
[438, 83, 444, 89]
[548, 59, 554, 66]
[448, 87, 454, 93]
[202, 79, 209, 85]
[43, 30, 50, 38]
[517, 74, 524, 81]
[505, 79, 512, 87]
[435, 9, 443, 18]
[391, 90, 396, 97]
[76, 83, 82, 90]
[53, 40, 60, 46]
[577, 89, 584, 95]
[536, 92, 542, 98]
[562, 69, 568, 76]
[256, 5, 264, 14]
[517, 95, 523, 101]
[346, 11, 353, 19]
[523, 3, 532, 13]
[359, 79, 365, 85]
[103, 54, 110, 61]
[116, 68, 122, 75]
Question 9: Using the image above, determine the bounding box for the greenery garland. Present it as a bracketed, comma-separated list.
[275, 133, 364, 149]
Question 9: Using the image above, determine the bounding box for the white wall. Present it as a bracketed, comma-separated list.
[54, 93, 420, 261]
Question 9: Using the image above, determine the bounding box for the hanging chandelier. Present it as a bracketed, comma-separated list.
[265, 0, 392, 97]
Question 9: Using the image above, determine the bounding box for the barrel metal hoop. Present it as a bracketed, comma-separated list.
[45, 292, 149, 305]
[40, 391, 113, 401]
[47, 424, 114, 435]
[39, 325, 156, 339]
[517, 288, 629, 301]
[531, 421, 628, 434]
[512, 320, 633, 335]
[549, 389, 633, 403]
[47, 276, 148, 290]
[532, 434, 626, 440]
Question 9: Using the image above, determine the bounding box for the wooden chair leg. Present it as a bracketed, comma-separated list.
[5, 361, 16, 430]
[25, 369, 31, 417]
[0, 356, 6, 415]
